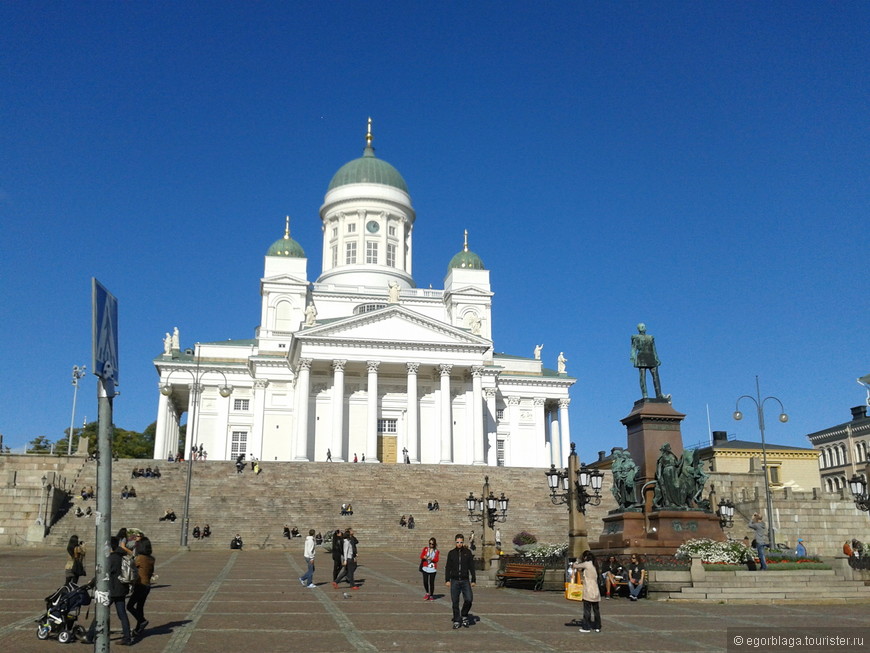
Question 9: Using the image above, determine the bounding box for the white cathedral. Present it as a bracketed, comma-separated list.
[152, 124, 575, 468]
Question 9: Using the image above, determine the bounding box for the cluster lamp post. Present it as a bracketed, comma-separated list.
[544, 442, 604, 559]
[716, 498, 735, 528]
[849, 453, 870, 513]
[465, 475, 509, 565]
[159, 356, 233, 547]
[733, 375, 788, 547]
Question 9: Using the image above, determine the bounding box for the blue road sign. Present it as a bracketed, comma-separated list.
[92, 278, 119, 393]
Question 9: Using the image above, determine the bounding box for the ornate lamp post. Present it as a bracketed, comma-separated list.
[848, 474, 870, 513]
[544, 442, 603, 559]
[159, 357, 233, 547]
[733, 375, 788, 547]
[465, 475, 509, 565]
[716, 498, 735, 528]
[36, 474, 48, 527]
[67, 365, 87, 456]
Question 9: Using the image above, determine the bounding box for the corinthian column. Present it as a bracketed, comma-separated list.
[484, 387, 497, 465]
[471, 366, 485, 465]
[439, 364, 453, 463]
[366, 361, 380, 462]
[293, 359, 312, 461]
[406, 362, 419, 463]
[332, 360, 346, 461]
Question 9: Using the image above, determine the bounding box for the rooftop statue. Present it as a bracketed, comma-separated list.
[630, 322, 663, 399]
[534, 344, 543, 360]
[557, 352, 567, 374]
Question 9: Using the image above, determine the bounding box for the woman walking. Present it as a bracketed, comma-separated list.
[573, 550, 602, 633]
[64, 534, 86, 584]
[331, 529, 344, 582]
[419, 537, 440, 600]
[127, 534, 155, 636]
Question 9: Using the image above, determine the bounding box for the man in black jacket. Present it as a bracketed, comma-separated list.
[444, 533, 476, 628]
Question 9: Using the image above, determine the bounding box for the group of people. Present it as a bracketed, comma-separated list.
[192, 524, 211, 539]
[158, 509, 177, 522]
[120, 485, 137, 499]
[399, 514, 415, 529]
[340, 503, 354, 515]
[426, 501, 440, 511]
[416, 533, 477, 629]
[235, 453, 261, 474]
[80, 486, 94, 501]
[130, 467, 161, 479]
[283, 525, 301, 538]
[65, 528, 155, 645]
[598, 554, 646, 600]
[74, 506, 93, 518]
[230, 534, 244, 549]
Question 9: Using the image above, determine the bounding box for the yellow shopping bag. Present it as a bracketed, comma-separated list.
[564, 569, 583, 601]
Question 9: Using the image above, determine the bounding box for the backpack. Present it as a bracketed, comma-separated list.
[120, 555, 138, 586]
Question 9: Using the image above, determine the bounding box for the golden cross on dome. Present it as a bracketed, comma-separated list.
[284, 215, 291, 239]
[366, 117, 373, 147]
[463, 229, 469, 252]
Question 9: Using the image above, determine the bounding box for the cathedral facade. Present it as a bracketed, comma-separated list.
[152, 127, 575, 467]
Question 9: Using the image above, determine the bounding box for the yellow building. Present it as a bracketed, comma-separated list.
[697, 430, 820, 492]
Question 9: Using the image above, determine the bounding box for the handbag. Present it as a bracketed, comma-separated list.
[565, 569, 583, 602]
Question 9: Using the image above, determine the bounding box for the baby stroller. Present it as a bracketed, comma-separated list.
[35, 578, 93, 643]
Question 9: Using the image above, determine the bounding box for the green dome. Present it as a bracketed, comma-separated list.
[267, 220, 305, 258]
[327, 145, 409, 193]
[448, 250, 485, 271]
[448, 230, 484, 272]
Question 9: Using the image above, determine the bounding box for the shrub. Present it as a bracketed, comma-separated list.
[512, 531, 538, 547]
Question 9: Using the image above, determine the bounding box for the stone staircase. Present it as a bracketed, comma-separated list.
[39, 458, 597, 551]
[667, 567, 870, 603]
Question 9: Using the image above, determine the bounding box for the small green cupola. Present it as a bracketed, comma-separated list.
[267, 216, 306, 258]
[448, 230, 485, 271]
[327, 118, 409, 193]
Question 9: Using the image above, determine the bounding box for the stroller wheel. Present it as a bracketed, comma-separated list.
[36, 623, 51, 640]
[57, 629, 71, 643]
[73, 625, 85, 640]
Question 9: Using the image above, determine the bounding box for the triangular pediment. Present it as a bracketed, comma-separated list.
[297, 306, 488, 347]
[261, 273, 309, 285]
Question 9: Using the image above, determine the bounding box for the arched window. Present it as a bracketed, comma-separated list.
[275, 300, 294, 331]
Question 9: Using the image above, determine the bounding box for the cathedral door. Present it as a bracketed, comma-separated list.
[377, 435, 397, 464]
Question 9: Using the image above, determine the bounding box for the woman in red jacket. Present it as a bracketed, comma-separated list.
[420, 537, 440, 600]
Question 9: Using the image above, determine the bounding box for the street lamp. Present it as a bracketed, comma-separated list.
[466, 475, 509, 564]
[36, 474, 48, 527]
[159, 358, 233, 547]
[848, 474, 870, 513]
[544, 442, 603, 559]
[733, 375, 788, 547]
[67, 365, 87, 456]
[717, 498, 735, 528]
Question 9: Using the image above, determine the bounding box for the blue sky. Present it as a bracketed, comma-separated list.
[1, 2, 867, 460]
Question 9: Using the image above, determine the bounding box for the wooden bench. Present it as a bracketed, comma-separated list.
[496, 563, 545, 591]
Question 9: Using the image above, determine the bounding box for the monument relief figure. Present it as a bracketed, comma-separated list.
[533, 344, 543, 360]
[678, 449, 711, 510]
[557, 352, 567, 374]
[610, 449, 639, 510]
[653, 443, 684, 509]
[630, 322, 663, 399]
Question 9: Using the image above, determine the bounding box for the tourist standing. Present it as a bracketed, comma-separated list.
[573, 550, 602, 632]
[64, 535, 86, 585]
[127, 534, 155, 636]
[331, 529, 344, 581]
[444, 533, 476, 629]
[299, 529, 317, 588]
[420, 537, 440, 600]
[108, 537, 133, 645]
[748, 513, 768, 570]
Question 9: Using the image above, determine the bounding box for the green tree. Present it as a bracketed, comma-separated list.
[27, 435, 53, 453]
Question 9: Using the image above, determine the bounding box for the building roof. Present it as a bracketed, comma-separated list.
[696, 439, 817, 456]
[806, 408, 870, 444]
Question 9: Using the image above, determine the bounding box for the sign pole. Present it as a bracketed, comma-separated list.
[92, 278, 118, 653]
